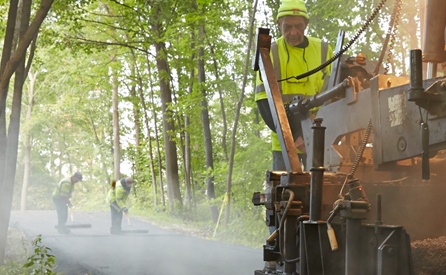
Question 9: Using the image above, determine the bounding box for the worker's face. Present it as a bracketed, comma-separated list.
[126, 180, 133, 188]
[277, 16, 308, 47]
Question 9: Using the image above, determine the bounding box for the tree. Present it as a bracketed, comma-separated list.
[112, 72, 121, 180]
[196, 2, 218, 223]
[224, 0, 259, 225]
[20, 71, 37, 211]
[0, 0, 55, 264]
[149, 1, 183, 211]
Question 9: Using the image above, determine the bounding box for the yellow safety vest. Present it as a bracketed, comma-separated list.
[52, 178, 73, 198]
[255, 36, 333, 152]
[106, 184, 130, 210]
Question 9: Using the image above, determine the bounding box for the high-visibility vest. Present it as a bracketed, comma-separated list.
[52, 178, 73, 198]
[106, 184, 130, 210]
[255, 36, 332, 152]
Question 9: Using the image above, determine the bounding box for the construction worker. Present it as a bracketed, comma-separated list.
[255, 0, 333, 171]
[107, 177, 134, 234]
[52, 171, 83, 234]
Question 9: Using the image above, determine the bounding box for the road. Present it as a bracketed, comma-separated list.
[9, 210, 263, 275]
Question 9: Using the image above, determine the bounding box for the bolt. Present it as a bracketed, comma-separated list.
[397, 137, 407, 151]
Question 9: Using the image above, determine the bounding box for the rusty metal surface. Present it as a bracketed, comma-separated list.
[256, 31, 302, 174]
[422, 0, 446, 63]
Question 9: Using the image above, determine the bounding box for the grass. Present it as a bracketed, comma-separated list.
[1, 229, 30, 274]
[130, 202, 268, 249]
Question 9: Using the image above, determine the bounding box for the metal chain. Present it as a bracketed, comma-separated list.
[385, 0, 403, 74]
[338, 119, 373, 198]
[278, 0, 388, 83]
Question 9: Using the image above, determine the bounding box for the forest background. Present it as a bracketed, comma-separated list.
[0, 0, 426, 260]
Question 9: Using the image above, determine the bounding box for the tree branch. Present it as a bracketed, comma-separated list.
[0, 0, 55, 90]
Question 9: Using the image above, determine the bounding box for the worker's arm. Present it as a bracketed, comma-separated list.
[257, 98, 276, 132]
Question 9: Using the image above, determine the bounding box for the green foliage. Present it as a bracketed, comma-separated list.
[13, 172, 56, 210]
[133, 197, 267, 248]
[1, 232, 56, 275]
[22, 235, 56, 275]
[1, 230, 28, 275]
[0, 260, 24, 275]
[212, 203, 268, 248]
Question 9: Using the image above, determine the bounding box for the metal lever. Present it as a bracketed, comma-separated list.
[421, 122, 430, 180]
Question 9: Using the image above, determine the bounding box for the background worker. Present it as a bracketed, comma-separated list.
[52, 171, 83, 234]
[255, 0, 333, 171]
[107, 177, 134, 234]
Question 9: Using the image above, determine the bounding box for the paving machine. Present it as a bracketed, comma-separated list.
[252, 0, 446, 274]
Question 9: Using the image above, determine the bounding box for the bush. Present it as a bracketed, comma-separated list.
[23, 234, 56, 275]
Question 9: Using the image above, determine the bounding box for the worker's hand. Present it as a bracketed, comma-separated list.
[294, 136, 306, 153]
[122, 207, 129, 214]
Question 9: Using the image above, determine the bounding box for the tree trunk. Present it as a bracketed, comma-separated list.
[112, 72, 121, 180]
[129, 60, 141, 175]
[182, 23, 196, 209]
[146, 56, 166, 208]
[0, 0, 18, 203]
[137, 69, 158, 207]
[183, 115, 193, 208]
[0, 0, 54, 264]
[224, 0, 259, 225]
[20, 70, 37, 211]
[151, 17, 182, 210]
[197, 22, 218, 223]
[207, 37, 228, 162]
[156, 43, 182, 210]
[131, 84, 141, 163]
[170, 65, 188, 208]
[254, 108, 261, 138]
[88, 110, 111, 193]
[151, 85, 166, 208]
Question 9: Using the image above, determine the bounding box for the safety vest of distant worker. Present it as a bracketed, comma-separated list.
[106, 178, 132, 210]
[255, 35, 333, 152]
[52, 178, 74, 199]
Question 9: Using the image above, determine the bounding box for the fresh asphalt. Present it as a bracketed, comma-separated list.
[9, 210, 264, 275]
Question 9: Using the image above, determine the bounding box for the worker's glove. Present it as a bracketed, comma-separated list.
[121, 207, 129, 214]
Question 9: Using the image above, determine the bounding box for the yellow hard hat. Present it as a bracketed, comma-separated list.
[277, 0, 309, 21]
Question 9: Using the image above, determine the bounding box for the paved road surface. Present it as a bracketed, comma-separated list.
[9, 210, 263, 275]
